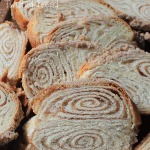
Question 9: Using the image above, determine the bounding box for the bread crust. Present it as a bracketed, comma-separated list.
[26, 8, 42, 48]
[11, 0, 29, 30]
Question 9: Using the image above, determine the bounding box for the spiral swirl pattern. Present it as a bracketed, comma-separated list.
[31, 78, 135, 122]
[26, 119, 130, 150]
[79, 62, 150, 114]
[25, 79, 139, 150]
[45, 17, 134, 50]
[22, 47, 72, 98]
[38, 84, 130, 120]
[122, 56, 150, 79]
[21, 43, 102, 98]
[0, 82, 23, 145]
[0, 22, 27, 83]
[132, 1, 150, 21]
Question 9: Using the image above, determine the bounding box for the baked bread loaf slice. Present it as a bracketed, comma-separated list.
[135, 133, 150, 150]
[19, 42, 103, 99]
[0, 22, 27, 85]
[78, 48, 150, 114]
[0, 82, 24, 146]
[44, 16, 134, 50]
[24, 79, 141, 150]
[26, 0, 117, 47]
[102, 0, 150, 31]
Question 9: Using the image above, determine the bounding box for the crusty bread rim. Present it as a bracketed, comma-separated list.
[26, 8, 41, 47]
[31, 78, 141, 127]
[11, 0, 29, 30]
[45, 15, 134, 44]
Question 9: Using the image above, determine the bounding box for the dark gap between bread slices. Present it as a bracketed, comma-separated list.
[0, 0, 13, 23]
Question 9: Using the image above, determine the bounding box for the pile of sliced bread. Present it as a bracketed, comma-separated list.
[0, 0, 150, 149]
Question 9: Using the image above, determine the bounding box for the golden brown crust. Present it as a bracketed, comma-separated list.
[26, 9, 41, 48]
[11, 0, 29, 30]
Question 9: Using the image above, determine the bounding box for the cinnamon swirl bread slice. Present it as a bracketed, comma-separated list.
[19, 42, 102, 99]
[135, 133, 150, 150]
[0, 22, 27, 85]
[26, 0, 117, 47]
[102, 0, 150, 31]
[0, 82, 24, 145]
[44, 17, 134, 49]
[24, 79, 141, 150]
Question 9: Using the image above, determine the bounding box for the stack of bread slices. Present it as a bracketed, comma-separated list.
[0, 0, 150, 149]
